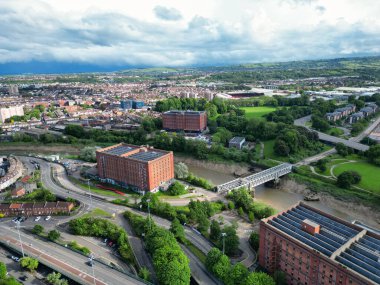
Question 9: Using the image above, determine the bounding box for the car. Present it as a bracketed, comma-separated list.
[12, 217, 18, 223]
[45, 216, 51, 221]
[11, 256, 20, 262]
[86, 260, 93, 267]
[19, 276, 28, 281]
[19, 216, 27, 222]
[34, 216, 41, 222]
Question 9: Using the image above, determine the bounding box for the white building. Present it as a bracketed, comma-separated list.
[0, 106, 24, 123]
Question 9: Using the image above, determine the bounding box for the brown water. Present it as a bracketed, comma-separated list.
[187, 164, 355, 222]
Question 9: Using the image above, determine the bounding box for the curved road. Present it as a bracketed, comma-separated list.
[19, 156, 218, 285]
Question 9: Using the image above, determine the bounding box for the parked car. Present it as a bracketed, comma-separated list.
[11, 256, 20, 262]
[45, 216, 51, 221]
[34, 216, 41, 222]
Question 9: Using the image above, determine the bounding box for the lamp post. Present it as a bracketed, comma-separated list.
[221, 232, 227, 255]
[15, 221, 25, 257]
[89, 254, 96, 285]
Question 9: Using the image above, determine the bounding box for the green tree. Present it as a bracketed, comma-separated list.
[227, 201, 235, 210]
[32, 224, 44, 235]
[0, 277, 22, 285]
[138, 267, 151, 282]
[229, 263, 249, 285]
[367, 144, 380, 166]
[248, 211, 255, 223]
[79, 146, 97, 162]
[64, 124, 85, 138]
[153, 246, 190, 285]
[249, 232, 260, 251]
[212, 254, 231, 281]
[337, 171, 361, 189]
[174, 162, 189, 179]
[197, 215, 210, 234]
[274, 270, 286, 285]
[210, 220, 221, 242]
[19, 257, 38, 272]
[48, 230, 61, 241]
[238, 207, 244, 216]
[167, 181, 187, 196]
[0, 262, 7, 279]
[245, 272, 276, 285]
[218, 225, 239, 256]
[170, 218, 186, 243]
[206, 248, 223, 271]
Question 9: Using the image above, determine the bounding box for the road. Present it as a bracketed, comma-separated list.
[294, 115, 370, 151]
[19, 156, 217, 285]
[0, 225, 145, 285]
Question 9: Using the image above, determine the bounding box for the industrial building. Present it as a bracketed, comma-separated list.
[162, 110, 207, 132]
[96, 143, 174, 192]
[259, 202, 380, 285]
[229, 137, 246, 149]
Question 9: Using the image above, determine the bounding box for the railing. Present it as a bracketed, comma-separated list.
[217, 163, 293, 193]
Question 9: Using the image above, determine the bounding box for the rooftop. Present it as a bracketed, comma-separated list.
[104, 145, 137, 156]
[229, 137, 246, 144]
[164, 110, 205, 115]
[129, 151, 166, 161]
[265, 203, 380, 284]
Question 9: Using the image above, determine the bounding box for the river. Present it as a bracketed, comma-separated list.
[187, 164, 356, 222]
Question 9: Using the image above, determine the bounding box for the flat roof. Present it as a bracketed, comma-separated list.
[164, 110, 205, 115]
[104, 145, 137, 156]
[266, 203, 380, 284]
[129, 151, 165, 161]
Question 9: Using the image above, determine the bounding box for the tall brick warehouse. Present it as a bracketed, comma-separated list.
[259, 202, 380, 285]
[162, 110, 207, 132]
[96, 143, 174, 192]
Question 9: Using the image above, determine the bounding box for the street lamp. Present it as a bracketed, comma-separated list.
[87, 179, 93, 209]
[89, 254, 96, 285]
[221, 232, 227, 255]
[15, 221, 25, 257]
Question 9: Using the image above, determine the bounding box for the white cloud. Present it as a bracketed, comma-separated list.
[0, 0, 379, 68]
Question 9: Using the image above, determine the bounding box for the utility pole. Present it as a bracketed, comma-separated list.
[87, 179, 93, 209]
[16, 221, 25, 257]
[221, 232, 227, 255]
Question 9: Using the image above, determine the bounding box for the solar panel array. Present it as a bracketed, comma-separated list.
[337, 235, 380, 284]
[269, 205, 358, 257]
[129, 151, 165, 161]
[105, 145, 136, 156]
[269, 204, 380, 284]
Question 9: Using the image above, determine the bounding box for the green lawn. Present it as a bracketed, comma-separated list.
[69, 177, 122, 197]
[240, 106, 276, 119]
[263, 140, 276, 159]
[82, 208, 112, 218]
[333, 161, 380, 193]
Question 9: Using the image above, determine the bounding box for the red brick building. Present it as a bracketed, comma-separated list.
[0, 201, 74, 217]
[259, 202, 380, 285]
[96, 143, 174, 192]
[162, 110, 207, 132]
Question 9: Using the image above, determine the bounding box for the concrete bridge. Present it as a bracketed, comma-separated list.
[216, 163, 293, 193]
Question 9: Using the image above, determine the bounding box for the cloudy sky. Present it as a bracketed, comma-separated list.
[1, 0, 380, 72]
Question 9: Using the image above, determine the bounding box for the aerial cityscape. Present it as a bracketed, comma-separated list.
[1, 0, 380, 285]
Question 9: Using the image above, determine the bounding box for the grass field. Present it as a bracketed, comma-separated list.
[240, 106, 276, 119]
[82, 208, 112, 218]
[69, 177, 122, 197]
[333, 161, 380, 193]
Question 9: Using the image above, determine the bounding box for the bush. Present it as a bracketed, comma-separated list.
[337, 171, 361, 189]
[32, 224, 44, 235]
[249, 232, 260, 251]
[68, 241, 91, 255]
[47, 230, 60, 241]
[167, 181, 187, 196]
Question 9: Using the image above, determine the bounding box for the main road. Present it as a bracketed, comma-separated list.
[18, 156, 218, 285]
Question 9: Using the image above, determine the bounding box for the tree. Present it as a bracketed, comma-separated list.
[206, 248, 223, 271]
[167, 181, 187, 196]
[0, 277, 22, 285]
[210, 220, 221, 242]
[337, 171, 361, 189]
[248, 211, 254, 223]
[48, 230, 61, 241]
[315, 158, 327, 172]
[227, 201, 235, 210]
[336, 143, 351, 157]
[218, 225, 239, 256]
[138, 267, 151, 282]
[197, 215, 210, 234]
[311, 115, 330, 132]
[20, 257, 38, 272]
[212, 254, 231, 281]
[174, 162, 189, 179]
[274, 270, 286, 285]
[238, 207, 244, 216]
[367, 144, 380, 166]
[249, 232, 260, 251]
[274, 139, 290, 156]
[0, 262, 6, 279]
[170, 218, 185, 243]
[32, 224, 44, 235]
[153, 246, 190, 285]
[79, 146, 97, 162]
[64, 124, 85, 138]
[245, 272, 276, 285]
[46, 272, 63, 285]
[229, 263, 249, 285]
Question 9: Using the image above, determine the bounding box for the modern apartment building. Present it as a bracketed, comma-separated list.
[162, 110, 207, 132]
[96, 143, 174, 192]
[0, 105, 24, 123]
[259, 202, 380, 285]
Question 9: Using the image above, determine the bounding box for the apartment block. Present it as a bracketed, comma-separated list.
[259, 202, 380, 285]
[96, 143, 174, 192]
[162, 110, 207, 132]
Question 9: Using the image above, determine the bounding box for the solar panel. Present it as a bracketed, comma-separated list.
[105, 145, 135, 156]
[129, 151, 165, 161]
[336, 256, 380, 284]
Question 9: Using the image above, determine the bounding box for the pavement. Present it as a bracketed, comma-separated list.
[0, 225, 145, 285]
[18, 156, 219, 285]
[294, 115, 370, 151]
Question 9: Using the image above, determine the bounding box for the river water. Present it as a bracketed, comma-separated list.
[187, 164, 356, 222]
